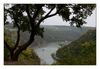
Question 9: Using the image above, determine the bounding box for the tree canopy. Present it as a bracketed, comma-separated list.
[5, 4, 96, 30]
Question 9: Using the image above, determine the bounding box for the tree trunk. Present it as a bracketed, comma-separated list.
[10, 51, 19, 61]
[11, 55, 18, 61]
[5, 26, 35, 62]
[9, 33, 35, 61]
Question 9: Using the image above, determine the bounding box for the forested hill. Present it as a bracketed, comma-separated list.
[5, 23, 95, 45]
[19, 25, 96, 44]
[55, 30, 96, 65]
[42, 25, 95, 42]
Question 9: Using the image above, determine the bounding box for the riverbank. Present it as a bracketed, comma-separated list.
[31, 41, 70, 65]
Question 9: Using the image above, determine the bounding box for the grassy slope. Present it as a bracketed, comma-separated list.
[54, 30, 96, 65]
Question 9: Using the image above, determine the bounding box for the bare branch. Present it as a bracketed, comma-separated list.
[37, 6, 62, 26]
[25, 5, 32, 22]
[8, 10, 21, 51]
[44, 6, 55, 17]
[13, 22, 20, 50]
[14, 30, 35, 56]
[6, 9, 21, 51]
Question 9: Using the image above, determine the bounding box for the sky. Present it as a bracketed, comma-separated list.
[6, 5, 96, 27]
[41, 8, 96, 27]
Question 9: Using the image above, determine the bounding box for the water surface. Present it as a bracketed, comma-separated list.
[32, 41, 70, 64]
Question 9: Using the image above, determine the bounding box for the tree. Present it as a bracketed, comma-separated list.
[4, 4, 96, 61]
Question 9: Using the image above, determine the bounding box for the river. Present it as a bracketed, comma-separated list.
[31, 41, 70, 65]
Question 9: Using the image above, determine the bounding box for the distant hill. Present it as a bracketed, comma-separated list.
[5, 24, 96, 46]
[42, 25, 95, 42]
[55, 30, 96, 65]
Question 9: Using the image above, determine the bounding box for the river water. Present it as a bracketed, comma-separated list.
[32, 41, 70, 65]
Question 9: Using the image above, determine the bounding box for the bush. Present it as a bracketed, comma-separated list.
[4, 48, 40, 65]
[19, 48, 40, 65]
[4, 46, 10, 60]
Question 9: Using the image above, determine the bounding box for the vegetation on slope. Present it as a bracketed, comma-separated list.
[54, 30, 96, 65]
[4, 47, 40, 65]
[4, 29, 40, 65]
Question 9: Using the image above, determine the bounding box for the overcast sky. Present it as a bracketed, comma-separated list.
[7, 6, 96, 27]
[41, 9, 96, 27]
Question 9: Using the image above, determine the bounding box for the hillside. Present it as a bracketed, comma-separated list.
[42, 25, 95, 42]
[4, 24, 95, 47]
[54, 30, 96, 65]
[4, 24, 96, 65]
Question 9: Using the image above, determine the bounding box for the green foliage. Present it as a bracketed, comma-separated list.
[4, 46, 10, 60]
[35, 27, 44, 38]
[4, 28, 17, 48]
[4, 4, 96, 35]
[18, 48, 40, 65]
[70, 4, 96, 27]
[58, 6, 70, 21]
[55, 30, 96, 65]
[4, 28, 15, 60]
[4, 48, 40, 65]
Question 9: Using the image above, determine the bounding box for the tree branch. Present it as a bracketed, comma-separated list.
[26, 5, 43, 27]
[13, 5, 44, 56]
[13, 5, 43, 55]
[5, 9, 20, 51]
[9, 10, 21, 51]
[25, 5, 33, 23]
[37, 6, 62, 26]
[32, 5, 43, 21]
[13, 22, 20, 50]
[44, 6, 55, 17]
[14, 30, 35, 56]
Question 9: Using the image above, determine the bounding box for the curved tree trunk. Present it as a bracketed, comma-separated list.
[10, 52, 19, 61]
[8, 31, 35, 61]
